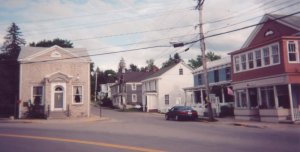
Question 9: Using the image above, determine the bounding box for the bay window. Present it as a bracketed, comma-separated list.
[255, 50, 262, 67]
[263, 47, 270, 66]
[271, 44, 279, 64]
[248, 52, 254, 69]
[288, 41, 298, 62]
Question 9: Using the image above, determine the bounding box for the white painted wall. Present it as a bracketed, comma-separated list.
[142, 62, 193, 113]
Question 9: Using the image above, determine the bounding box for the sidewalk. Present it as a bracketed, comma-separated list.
[0, 115, 109, 124]
[199, 117, 300, 129]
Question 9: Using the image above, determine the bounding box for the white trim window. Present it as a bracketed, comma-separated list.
[248, 52, 254, 69]
[132, 94, 137, 103]
[235, 89, 247, 108]
[165, 94, 169, 105]
[287, 41, 298, 63]
[234, 56, 240, 72]
[271, 44, 280, 64]
[255, 50, 262, 68]
[260, 86, 275, 109]
[32, 86, 44, 105]
[263, 47, 270, 66]
[241, 54, 247, 70]
[132, 83, 136, 90]
[73, 86, 83, 104]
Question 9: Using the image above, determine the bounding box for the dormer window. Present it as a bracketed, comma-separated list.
[51, 51, 61, 58]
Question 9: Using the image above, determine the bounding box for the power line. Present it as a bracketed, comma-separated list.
[206, 1, 300, 34]
[18, 45, 171, 64]
[185, 11, 300, 45]
[0, 0, 190, 26]
[71, 24, 195, 42]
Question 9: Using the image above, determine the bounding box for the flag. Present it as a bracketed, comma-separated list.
[227, 87, 233, 96]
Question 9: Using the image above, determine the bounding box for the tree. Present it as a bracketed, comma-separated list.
[29, 38, 73, 48]
[161, 53, 181, 68]
[188, 51, 221, 69]
[0, 23, 25, 117]
[142, 59, 159, 72]
[1, 22, 26, 59]
[129, 64, 140, 72]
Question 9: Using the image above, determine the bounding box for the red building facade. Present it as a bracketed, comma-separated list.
[229, 14, 300, 122]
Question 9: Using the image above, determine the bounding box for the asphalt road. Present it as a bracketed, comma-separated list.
[0, 106, 299, 152]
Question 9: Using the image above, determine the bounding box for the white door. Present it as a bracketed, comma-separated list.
[51, 83, 66, 111]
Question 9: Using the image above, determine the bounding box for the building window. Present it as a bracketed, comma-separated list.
[260, 86, 275, 109]
[248, 52, 254, 69]
[132, 83, 136, 90]
[263, 47, 270, 66]
[236, 89, 247, 108]
[288, 41, 298, 62]
[255, 50, 262, 67]
[198, 74, 202, 85]
[234, 56, 240, 72]
[241, 54, 247, 70]
[179, 68, 183, 75]
[33, 86, 43, 105]
[271, 44, 279, 64]
[73, 86, 83, 104]
[225, 67, 231, 80]
[165, 94, 169, 105]
[132, 94, 137, 102]
[214, 70, 219, 82]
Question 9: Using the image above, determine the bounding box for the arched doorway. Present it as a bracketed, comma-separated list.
[54, 86, 64, 109]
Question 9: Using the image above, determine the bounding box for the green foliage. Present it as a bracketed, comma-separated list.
[1, 22, 26, 59]
[142, 59, 159, 72]
[188, 51, 221, 69]
[129, 64, 140, 72]
[29, 38, 73, 48]
[161, 53, 181, 68]
[0, 22, 25, 117]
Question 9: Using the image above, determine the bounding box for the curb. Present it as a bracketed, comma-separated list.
[0, 116, 110, 124]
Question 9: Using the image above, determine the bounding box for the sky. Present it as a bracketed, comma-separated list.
[0, 0, 299, 71]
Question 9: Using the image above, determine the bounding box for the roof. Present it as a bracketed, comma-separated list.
[142, 61, 192, 81]
[122, 72, 154, 83]
[193, 56, 231, 73]
[269, 14, 300, 30]
[238, 14, 300, 50]
[18, 45, 91, 62]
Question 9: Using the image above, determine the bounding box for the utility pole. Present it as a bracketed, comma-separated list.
[196, 0, 215, 121]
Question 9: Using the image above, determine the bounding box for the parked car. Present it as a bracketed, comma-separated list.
[165, 106, 198, 121]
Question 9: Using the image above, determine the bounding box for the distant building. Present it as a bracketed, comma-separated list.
[141, 61, 193, 113]
[184, 56, 234, 117]
[229, 14, 300, 122]
[110, 72, 152, 109]
[99, 83, 114, 100]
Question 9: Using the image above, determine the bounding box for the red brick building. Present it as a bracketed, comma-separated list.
[229, 14, 300, 122]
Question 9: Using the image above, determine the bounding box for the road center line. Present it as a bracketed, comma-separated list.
[0, 133, 165, 152]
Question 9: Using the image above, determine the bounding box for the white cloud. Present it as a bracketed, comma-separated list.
[1, 0, 297, 70]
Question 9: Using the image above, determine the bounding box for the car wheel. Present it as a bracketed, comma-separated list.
[165, 115, 169, 120]
[175, 115, 179, 121]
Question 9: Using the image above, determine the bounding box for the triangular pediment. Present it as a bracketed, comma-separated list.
[21, 45, 89, 62]
[45, 71, 73, 83]
[241, 14, 300, 49]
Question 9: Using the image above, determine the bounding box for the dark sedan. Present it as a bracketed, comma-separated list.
[165, 106, 198, 121]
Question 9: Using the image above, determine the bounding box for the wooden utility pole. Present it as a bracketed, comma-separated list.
[197, 0, 214, 121]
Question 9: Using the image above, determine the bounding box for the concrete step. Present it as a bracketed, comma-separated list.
[48, 111, 68, 119]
